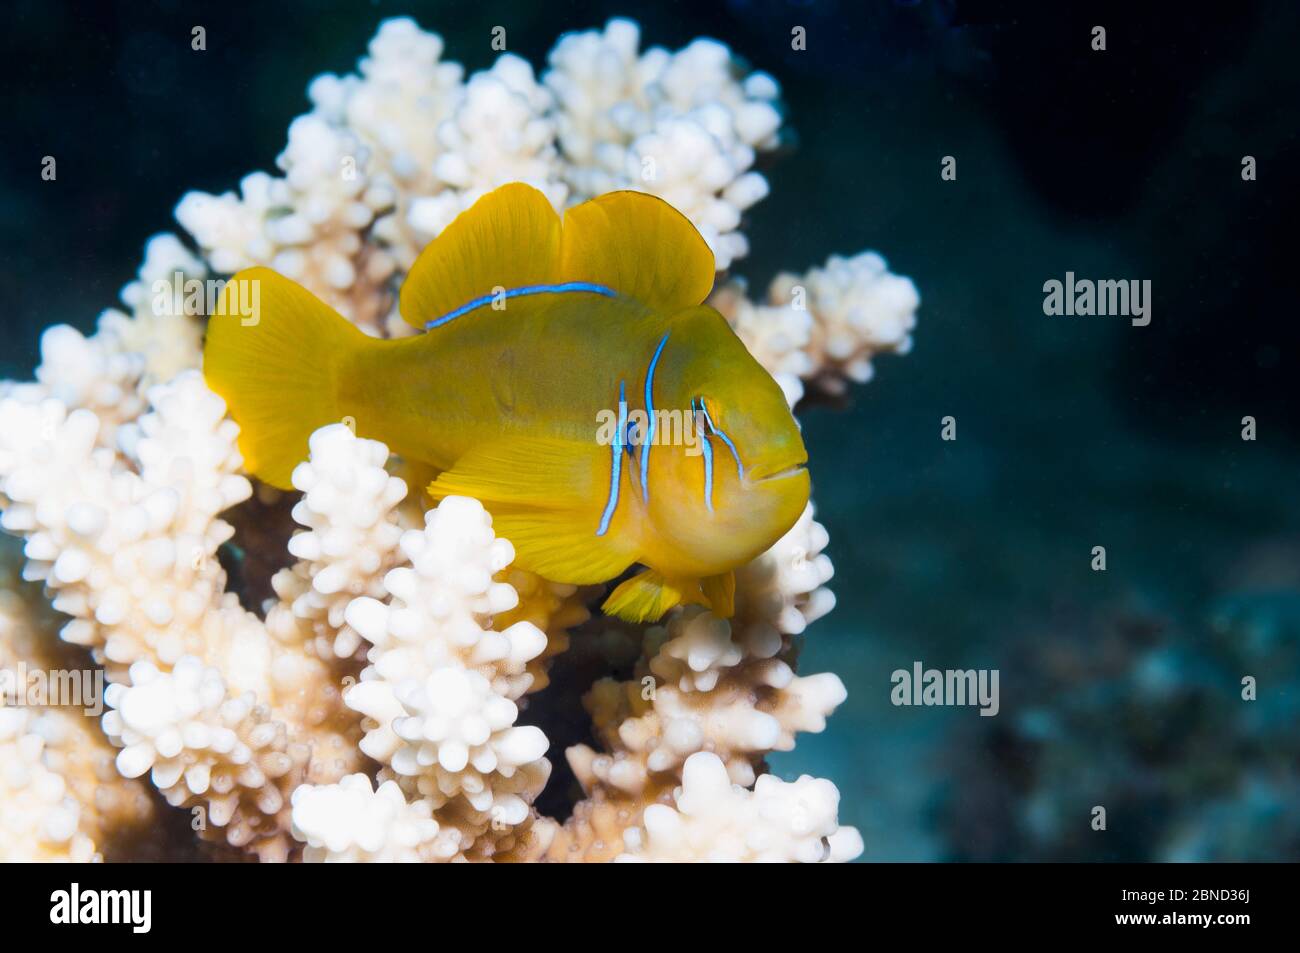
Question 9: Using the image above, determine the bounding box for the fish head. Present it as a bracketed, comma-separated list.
[639, 307, 810, 574]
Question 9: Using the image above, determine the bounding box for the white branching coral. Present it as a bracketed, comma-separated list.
[0, 375, 249, 670]
[341, 497, 552, 855]
[780, 252, 919, 391]
[309, 17, 465, 275]
[714, 253, 920, 403]
[103, 657, 296, 826]
[623, 508, 841, 784]
[20, 232, 210, 441]
[495, 569, 589, 695]
[100, 232, 208, 385]
[544, 18, 781, 269]
[618, 751, 862, 862]
[32, 325, 145, 447]
[734, 502, 837, 654]
[345, 498, 542, 703]
[388, 665, 549, 813]
[0, 546, 158, 862]
[584, 651, 847, 792]
[0, 16, 918, 864]
[549, 501, 854, 862]
[309, 17, 465, 180]
[177, 116, 394, 331]
[265, 424, 408, 661]
[0, 709, 98, 862]
[291, 774, 453, 862]
[0, 375, 363, 860]
[647, 606, 744, 693]
[407, 54, 568, 242]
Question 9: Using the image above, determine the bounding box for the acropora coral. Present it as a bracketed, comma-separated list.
[0, 17, 918, 862]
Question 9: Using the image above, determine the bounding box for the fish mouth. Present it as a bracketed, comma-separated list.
[748, 461, 808, 483]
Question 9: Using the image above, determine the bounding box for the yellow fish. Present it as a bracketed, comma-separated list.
[204, 183, 810, 622]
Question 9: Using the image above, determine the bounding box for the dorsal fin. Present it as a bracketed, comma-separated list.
[400, 183, 562, 330]
[560, 191, 715, 312]
[398, 184, 716, 330]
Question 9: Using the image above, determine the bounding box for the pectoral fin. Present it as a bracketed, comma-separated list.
[427, 437, 637, 584]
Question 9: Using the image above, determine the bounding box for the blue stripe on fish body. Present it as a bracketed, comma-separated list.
[640, 332, 671, 504]
[424, 281, 618, 330]
[597, 380, 627, 537]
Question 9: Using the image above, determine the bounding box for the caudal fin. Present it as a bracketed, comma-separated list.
[203, 267, 367, 489]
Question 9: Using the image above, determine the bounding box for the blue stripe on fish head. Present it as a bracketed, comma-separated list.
[597, 378, 628, 537]
[639, 332, 671, 504]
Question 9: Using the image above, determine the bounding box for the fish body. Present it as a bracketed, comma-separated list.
[205, 184, 810, 621]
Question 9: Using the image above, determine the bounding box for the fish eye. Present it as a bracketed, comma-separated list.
[691, 396, 709, 437]
[695, 395, 744, 480]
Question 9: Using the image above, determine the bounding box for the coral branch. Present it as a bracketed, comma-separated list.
[712, 252, 920, 405]
[618, 751, 862, 862]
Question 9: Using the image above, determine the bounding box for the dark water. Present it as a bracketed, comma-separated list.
[3, 1, 1298, 860]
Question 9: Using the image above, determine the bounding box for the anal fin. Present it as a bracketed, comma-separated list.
[602, 570, 688, 623]
[603, 569, 735, 623]
[701, 571, 736, 618]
